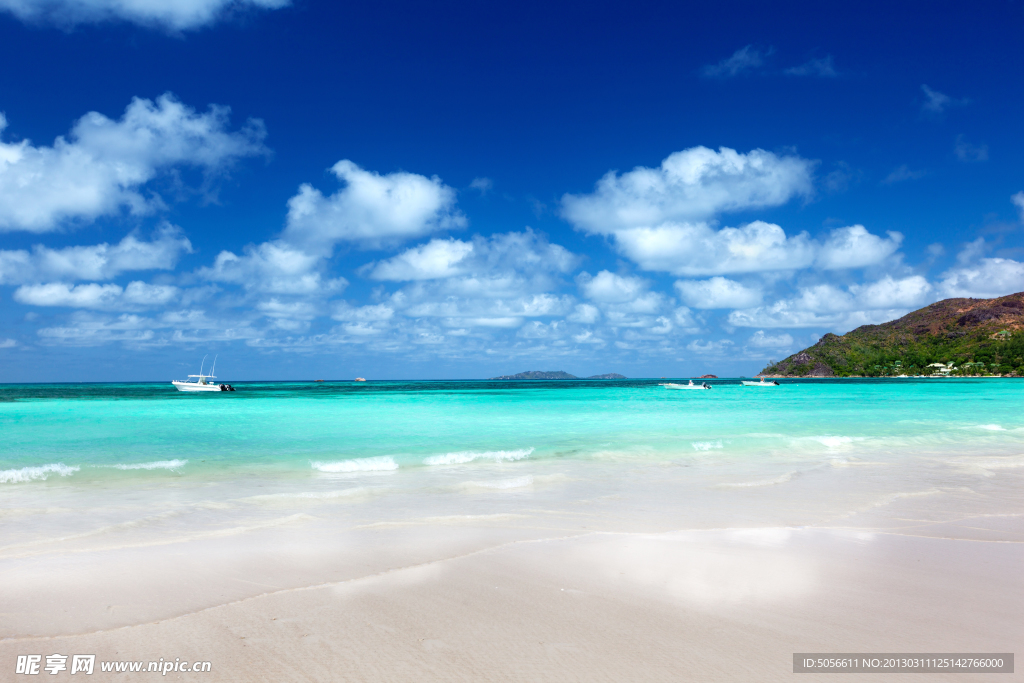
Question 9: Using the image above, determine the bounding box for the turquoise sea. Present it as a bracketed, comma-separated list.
[3, 378, 1023, 485]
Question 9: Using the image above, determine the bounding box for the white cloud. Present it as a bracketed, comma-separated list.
[376, 231, 579, 330]
[469, 177, 493, 195]
[1013, 192, 1024, 222]
[198, 161, 467, 298]
[748, 330, 794, 348]
[603, 220, 817, 276]
[954, 136, 988, 163]
[577, 270, 647, 303]
[331, 302, 395, 322]
[921, 85, 965, 113]
[282, 160, 464, 252]
[848, 275, 932, 309]
[675, 277, 762, 309]
[0, 224, 191, 284]
[201, 240, 346, 295]
[35, 309, 262, 347]
[727, 276, 933, 330]
[14, 280, 178, 310]
[0, 338, 16, 348]
[686, 339, 734, 355]
[701, 46, 766, 78]
[562, 146, 814, 231]
[938, 241, 1024, 298]
[0, 94, 266, 233]
[784, 56, 837, 78]
[560, 147, 826, 276]
[883, 165, 926, 184]
[0, 0, 289, 30]
[567, 303, 600, 324]
[815, 225, 902, 269]
[366, 238, 474, 280]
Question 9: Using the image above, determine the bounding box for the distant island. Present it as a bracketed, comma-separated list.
[489, 371, 626, 380]
[761, 292, 1024, 377]
[699, 374, 718, 379]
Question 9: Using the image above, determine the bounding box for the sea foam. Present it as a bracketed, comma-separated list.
[424, 447, 534, 466]
[311, 456, 399, 473]
[692, 440, 723, 451]
[463, 475, 534, 489]
[111, 459, 188, 471]
[0, 463, 79, 484]
[718, 471, 796, 488]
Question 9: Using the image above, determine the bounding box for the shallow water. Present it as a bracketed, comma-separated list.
[2, 378, 1022, 484]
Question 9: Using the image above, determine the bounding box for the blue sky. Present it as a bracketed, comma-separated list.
[1, 0, 1023, 381]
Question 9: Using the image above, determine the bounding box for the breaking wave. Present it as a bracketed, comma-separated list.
[311, 456, 399, 473]
[424, 447, 534, 466]
[111, 459, 188, 471]
[0, 463, 79, 484]
[692, 440, 723, 451]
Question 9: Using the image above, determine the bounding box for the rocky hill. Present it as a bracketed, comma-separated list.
[761, 292, 1024, 377]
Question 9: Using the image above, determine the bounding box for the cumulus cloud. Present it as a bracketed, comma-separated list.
[748, 330, 794, 348]
[701, 46, 767, 78]
[577, 270, 648, 303]
[567, 303, 600, 324]
[784, 56, 837, 77]
[559, 147, 857, 276]
[376, 230, 579, 330]
[201, 240, 346, 295]
[938, 240, 1024, 298]
[939, 258, 1024, 298]
[282, 160, 464, 252]
[365, 238, 475, 281]
[728, 276, 933, 330]
[0, 224, 191, 284]
[562, 146, 814, 232]
[563, 147, 898, 278]
[675, 277, 762, 309]
[815, 225, 902, 269]
[198, 161, 465, 298]
[368, 229, 576, 284]
[14, 281, 178, 310]
[603, 220, 816, 276]
[0, 0, 289, 30]
[0, 94, 266, 233]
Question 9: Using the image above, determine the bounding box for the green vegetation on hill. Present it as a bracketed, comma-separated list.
[489, 371, 627, 380]
[490, 370, 579, 380]
[761, 293, 1024, 377]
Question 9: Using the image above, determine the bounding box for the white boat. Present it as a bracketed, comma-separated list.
[742, 378, 779, 387]
[661, 380, 712, 390]
[172, 356, 234, 392]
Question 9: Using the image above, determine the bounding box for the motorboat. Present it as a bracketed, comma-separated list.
[742, 377, 780, 387]
[661, 380, 712, 390]
[172, 356, 235, 392]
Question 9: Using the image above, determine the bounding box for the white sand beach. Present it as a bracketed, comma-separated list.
[2, 455, 1022, 681]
